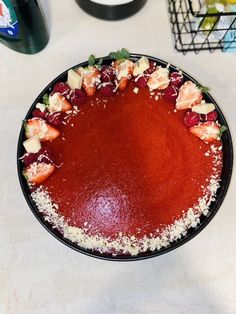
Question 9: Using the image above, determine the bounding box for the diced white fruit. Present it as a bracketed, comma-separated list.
[192, 102, 215, 114]
[133, 56, 150, 76]
[23, 135, 41, 153]
[67, 69, 82, 90]
[35, 102, 46, 112]
[48, 93, 62, 112]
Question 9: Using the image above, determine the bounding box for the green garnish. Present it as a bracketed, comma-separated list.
[97, 57, 104, 67]
[88, 54, 96, 66]
[219, 125, 227, 137]
[196, 84, 210, 93]
[88, 54, 103, 67]
[42, 93, 49, 107]
[109, 48, 130, 61]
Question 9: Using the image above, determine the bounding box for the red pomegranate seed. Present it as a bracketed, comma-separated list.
[205, 110, 218, 122]
[32, 108, 46, 119]
[144, 61, 156, 75]
[163, 85, 179, 102]
[135, 76, 147, 88]
[170, 72, 184, 88]
[100, 83, 115, 97]
[22, 153, 38, 166]
[101, 66, 116, 82]
[70, 89, 86, 106]
[37, 147, 55, 164]
[184, 111, 200, 128]
[46, 112, 64, 126]
[53, 82, 71, 96]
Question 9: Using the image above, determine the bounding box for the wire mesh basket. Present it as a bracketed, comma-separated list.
[168, 0, 236, 53]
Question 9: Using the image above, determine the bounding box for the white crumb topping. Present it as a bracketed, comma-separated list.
[133, 87, 139, 94]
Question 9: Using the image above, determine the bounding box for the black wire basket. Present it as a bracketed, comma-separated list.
[168, 0, 236, 53]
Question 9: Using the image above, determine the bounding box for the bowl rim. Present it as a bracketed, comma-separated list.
[17, 53, 234, 261]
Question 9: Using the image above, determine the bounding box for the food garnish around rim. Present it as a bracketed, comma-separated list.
[19, 49, 227, 256]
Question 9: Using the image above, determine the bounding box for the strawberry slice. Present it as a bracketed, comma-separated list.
[189, 121, 220, 143]
[147, 67, 170, 90]
[114, 59, 134, 90]
[23, 162, 55, 185]
[48, 93, 72, 113]
[77, 66, 101, 97]
[176, 81, 203, 110]
[25, 118, 60, 142]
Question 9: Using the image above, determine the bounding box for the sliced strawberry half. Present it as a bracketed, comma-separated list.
[114, 59, 134, 91]
[147, 67, 170, 90]
[48, 93, 72, 113]
[77, 66, 101, 97]
[25, 118, 60, 142]
[189, 121, 220, 143]
[176, 81, 203, 110]
[23, 162, 55, 185]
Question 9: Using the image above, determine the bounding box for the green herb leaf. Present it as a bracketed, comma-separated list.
[196, 84, 210, 93]
[219, 125, 227, 138]
[88, 54, 96, 66]
[109, 48, 130, 61]
[42, 94, 49, 107]
[120, 48, 130, 59]
[97, 58, 104, 67]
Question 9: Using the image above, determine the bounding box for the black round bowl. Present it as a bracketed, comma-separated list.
[17, 54, 233, 261]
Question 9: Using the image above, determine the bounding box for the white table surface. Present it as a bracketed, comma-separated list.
[1, 1, 236, 313]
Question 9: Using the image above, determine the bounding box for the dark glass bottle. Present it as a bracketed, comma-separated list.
[76, 0, 148, 21]
[0, 0, 49, 54]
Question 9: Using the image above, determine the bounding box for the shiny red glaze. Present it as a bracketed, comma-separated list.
[42, 82, 222, 240]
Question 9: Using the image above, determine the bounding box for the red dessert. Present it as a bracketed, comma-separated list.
[21, 50, 224, 255]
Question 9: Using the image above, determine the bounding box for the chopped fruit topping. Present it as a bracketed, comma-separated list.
[23, 135, 42, 153]
[22, 153, 38, 166]
[48, 93, 72, 113]
[147, 67, 170, 90]
[70, 88, 86, 106]
[163, 85, 178, 102]
[192, 101, 215, 115]
[100, 66, 116, 82]
[114, 59, 134, 80]
[35, 102, 46, 112]
[144, 61, 156, 74]
[189, 121, 220, 143]
[100, 83, 115, 97]
[32, 108, 47, 119]
[133, 56, 150, 76]
[114, 59, 134, 91]
[37, 147, 55, 164]
[25, 118, 60, 142]
[46, 112, 64, 127]
[23, 162, 55, 185]
[77, 66, 101, 97]
[204, 110, 218, 122]
[184, 111, 200, 128]
[67, 69, 82, 90]
[170, 72, 184, 88]
[176, 81, 203, 110]
[52, 82, 71, 96]
[135, 75, 147, 88]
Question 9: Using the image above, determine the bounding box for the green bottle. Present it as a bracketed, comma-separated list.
[0, 0, 49, 54]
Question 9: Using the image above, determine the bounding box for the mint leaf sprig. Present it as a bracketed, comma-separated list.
[196, 84, 211, 93]
[109, 48, 130, 61]
[219, 125, 227, 138]
[42, 93, 49, 107]
[88, 54, 103, 67]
